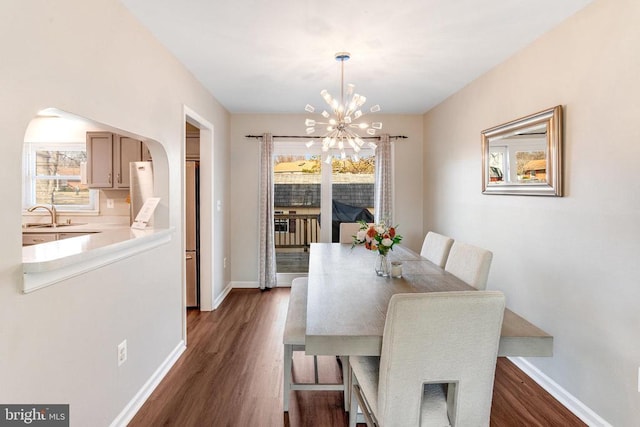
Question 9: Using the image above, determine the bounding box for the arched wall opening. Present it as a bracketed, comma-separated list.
[22, 108, 170, 229]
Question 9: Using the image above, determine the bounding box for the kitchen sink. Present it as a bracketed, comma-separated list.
[22, 222, 87, 229]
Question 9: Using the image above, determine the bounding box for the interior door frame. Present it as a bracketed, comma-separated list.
[182, 106, 215, 343]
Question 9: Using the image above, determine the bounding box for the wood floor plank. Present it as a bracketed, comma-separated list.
[128, 288, 586, 427]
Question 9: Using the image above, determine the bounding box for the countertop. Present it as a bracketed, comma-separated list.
[22, 222, 126, 234]
[22, 223, 174, 293]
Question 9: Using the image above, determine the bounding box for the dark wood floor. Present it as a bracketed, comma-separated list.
[129, 288, 586, 427]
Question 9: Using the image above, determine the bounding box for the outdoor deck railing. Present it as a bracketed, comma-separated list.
[274, 213, 320, 249]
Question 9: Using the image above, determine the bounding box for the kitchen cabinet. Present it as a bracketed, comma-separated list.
[22, 232, 95, 246]
[56, 232, 94, 241]
[86, 132, 146, 189]
[22, 233, 57, 246]
[142, 143, 153, 161]
[186, 130, 199, 159]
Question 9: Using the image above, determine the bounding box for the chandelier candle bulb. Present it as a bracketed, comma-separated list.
[347, 83, 354, 95]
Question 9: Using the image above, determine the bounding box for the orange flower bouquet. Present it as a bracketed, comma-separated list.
[352, 220, 402, 256]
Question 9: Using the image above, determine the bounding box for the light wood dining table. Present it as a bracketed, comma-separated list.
[304, 243, 553, 358]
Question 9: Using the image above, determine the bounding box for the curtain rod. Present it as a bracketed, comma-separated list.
[245, 134, 407, 141]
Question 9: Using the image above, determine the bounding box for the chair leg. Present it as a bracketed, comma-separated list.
[349, 369, 359, 427]
[313, 355, 319, 384]
[340, 356, 351, 410]
[283, 344, 292, 412]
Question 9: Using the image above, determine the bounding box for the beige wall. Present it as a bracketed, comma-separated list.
[423, 0, 640, 424]
[0, 0, 230, 425]
[230, 114, 423, 284]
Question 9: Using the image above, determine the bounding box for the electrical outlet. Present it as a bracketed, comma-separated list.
[224, 257, 227, 269]
[117, 340, 127, 367]
[106, 199, 114, 209]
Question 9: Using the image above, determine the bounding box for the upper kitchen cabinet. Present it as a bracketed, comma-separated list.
[186, 134, 199, 159]
[186, 124, 199, 159]
[142, 142, 153, 161]
[86, 132, 147, 189]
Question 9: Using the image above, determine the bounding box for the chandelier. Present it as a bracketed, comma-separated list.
[304, 52, 382, 163]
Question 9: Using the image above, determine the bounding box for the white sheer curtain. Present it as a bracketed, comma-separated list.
[259, 133, 277, 290]
[374, 133, 393, 225]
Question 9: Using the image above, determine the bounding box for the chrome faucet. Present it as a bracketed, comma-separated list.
[27, 204, 57, 226]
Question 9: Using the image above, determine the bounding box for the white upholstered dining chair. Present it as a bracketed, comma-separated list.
[419, 231, 454, 268]
[339, 222, 363, 243]
[283, 278, 345, 412]
[349, 291, 505, 427]
[444, 241, 493, 290]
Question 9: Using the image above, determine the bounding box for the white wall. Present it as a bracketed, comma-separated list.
[0, 0, 229, 425]
[423, 0, 640, 424]
[230, 114, 423, 285]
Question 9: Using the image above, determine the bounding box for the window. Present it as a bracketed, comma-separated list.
[23, 142, 98, 212]
[273, 140, 375, 273]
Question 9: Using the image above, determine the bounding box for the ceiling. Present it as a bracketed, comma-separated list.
[120, 0, 593, 115]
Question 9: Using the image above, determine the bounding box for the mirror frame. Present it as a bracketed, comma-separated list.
[481, 105, 563, 196]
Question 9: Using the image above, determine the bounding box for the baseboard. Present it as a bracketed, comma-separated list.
[508, 357, 612, 427]
[230, 281, 259, 288]
[230, 281, 297, 288]
[109, 341, 186, 427]
[213, 283, 233, 309]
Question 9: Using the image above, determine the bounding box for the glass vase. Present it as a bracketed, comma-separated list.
[375, 252, 391, 277]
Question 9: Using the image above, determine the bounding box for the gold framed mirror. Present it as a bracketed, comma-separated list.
[481, 105, 563, 196]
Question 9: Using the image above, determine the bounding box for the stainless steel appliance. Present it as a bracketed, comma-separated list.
[129, 161, 154, 226]
[185, 161, 199, 307]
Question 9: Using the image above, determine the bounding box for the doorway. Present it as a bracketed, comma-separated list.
[272, 139, 375, 282]
[185, 122, 200, 309]
[182, 106, 215, 345]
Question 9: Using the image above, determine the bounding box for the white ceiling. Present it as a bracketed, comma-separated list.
[120, 0, 593, 114]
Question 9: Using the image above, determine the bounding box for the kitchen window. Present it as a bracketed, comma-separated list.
[23, 142, 98, 212]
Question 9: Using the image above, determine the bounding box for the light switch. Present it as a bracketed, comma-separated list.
[107, 199, 114, 209]
[217, 200, 221, 212]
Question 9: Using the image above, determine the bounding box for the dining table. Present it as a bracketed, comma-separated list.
[304, 242, 553, 358]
